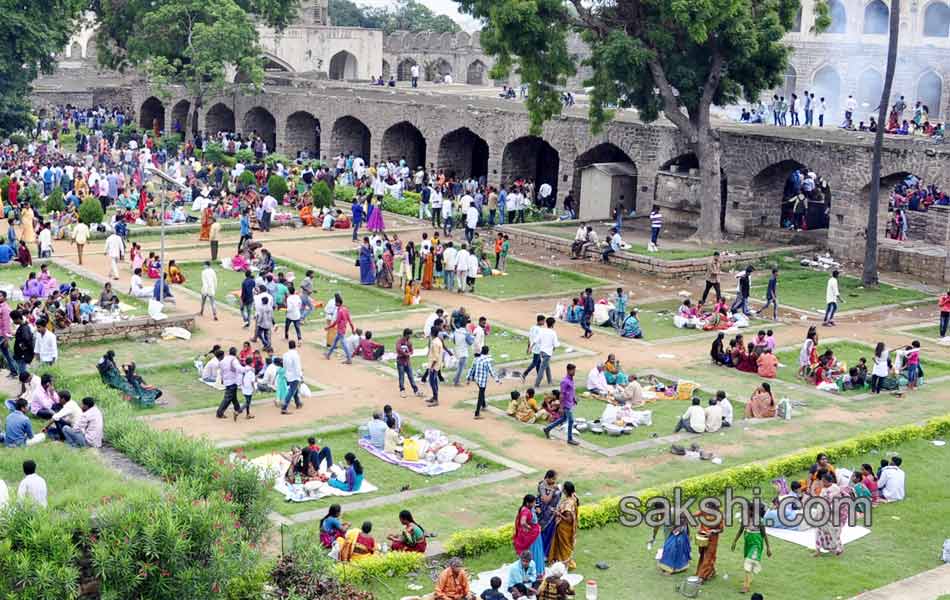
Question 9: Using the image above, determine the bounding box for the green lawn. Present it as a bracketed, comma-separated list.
[901, 323, 943, 341]
[336, 249, 607, 299]
[176, 258, 409, 320]
[0, 443, 157, 511]
[0, 261, 147, 317]
[34, 336, 199, 377]
[747, 256, 929, 312]
[231, 428, 505, 517]
[363, 437, 948, 600]
[622, 299, 775, 342]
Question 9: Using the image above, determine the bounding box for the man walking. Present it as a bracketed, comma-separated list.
[648, 205, 663, 252]
[199, 261, 218, 321]
[0, 292, 15, 377]
[701, 251, 722, 304]
[442, 242, 457, 293]
[239, 209, 252, 252]
[261, 193, 277, 232]
[521, 315, 545, 384]
[240, 271, 255, 328]
[455, 243, 470, 293]
[325, 297, 355, 364]
[757, 268, 779, 321]
[300, 270, 315, 321]
[216, 347, 245, 420]
[395, 328, 422, 398]
[209, 217, 221, 261]
[71, 220, 89, 265]
[410, 62, 420, 88]
[284, 285, 302, 342]
[580, 288, 594, 339]
[730, 266, 754, 316]
[823, 270, 842, 327]
[255, 296, 275, 352]
[104, 230, 124, 281]
[533, 317, 559, 387]
[468, 346, 501, 419]
[452, 323, 473, 386]
[543, 364, 579, 446]
[280, 340, 303, 414]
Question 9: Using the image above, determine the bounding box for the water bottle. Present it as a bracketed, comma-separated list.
[585, 579, 598, 600]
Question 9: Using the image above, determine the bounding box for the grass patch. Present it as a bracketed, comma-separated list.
[231, 428, 505, 517]
[627, 299, 774, 342]
[35, 336, 199, 376]
[176, 257, 409, 320]
[901, 324, 942, 341]
[0, 261, 147, 317]
[0, 443, 157, 511]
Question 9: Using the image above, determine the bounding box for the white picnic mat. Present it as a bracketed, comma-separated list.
[470, 565, 584, 599]
[766, 524, 870, 550]
[246, 453, 378, 503]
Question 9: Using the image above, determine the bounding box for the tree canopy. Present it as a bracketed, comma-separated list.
[0, 0, 86, 134]
[455, 0, 828, 239]
[330, 0, 461, 33]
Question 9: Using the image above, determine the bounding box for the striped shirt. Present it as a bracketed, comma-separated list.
[650, 211, 663, 229]
[466, 354, 498, 387]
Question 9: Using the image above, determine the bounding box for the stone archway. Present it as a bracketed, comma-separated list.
[382, 60, 391, 80]
[331, 116, 371, 159]
[139, 97, 165, 133]
[750, 160, 831, 230]
[205, 103, 235, 134]
[466, 60, 486, 85]
[397, 58, 417, 81]
[572, 143, 637, 216]
[243, 106, 277, 152]
[917, 71, 943, 118]
[812, 65, 842, 120]
[863, 0, 889, 34]
[171, 100, 190, 136]
[381, 121, 427, 170]
[437, 127, 488, 179]
[285, 111, 321, 159]
[329, 51, 358, 80]
[501, 136, 559, 198]
[924, 1, 950, 37]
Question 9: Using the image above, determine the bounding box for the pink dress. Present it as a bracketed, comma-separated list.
[367, 202, 385, 232]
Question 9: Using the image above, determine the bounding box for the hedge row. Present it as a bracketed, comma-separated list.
[443, 414, 950, 556]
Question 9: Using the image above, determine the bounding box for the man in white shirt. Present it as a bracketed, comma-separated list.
[71, 221, 89, 265]
[717, 391, 734, 427]
[522, 314, 546, 384]
[424, 308, 444, 339]
[216, 347, 247, 420]
[451, 325, 472, 386]
[410, 63, 420, 88]
[442, 242, 458, 293]
[674, 397, 707, 434]
[533, 317, 559, 387]
[466, 250, 479, 293]
[472, 316, 487, 353]
[878, 456, 906, 501]
[104, 231, 124, 280]
[455, 244, 471, 293]
[280, 340, 303, 413]
[464, 203, 479, 244]
[130, 268, 151, 298]
[200, 261, 218, 320]
[34, 319, 57, 365]
[704, 397, 723, 433]
[38, 225, 53, 258]
[538, 182, 552, 208]
[441, 195, 454, 233]
[44, 390, 81, 440]
[823, 270, 841, 327]
[261, 194, 277, 231]
[602, 227, 623, 264]
[586, 364, 610, 396]
[17, 460, 47, 507]
[61, 397, 104, 448]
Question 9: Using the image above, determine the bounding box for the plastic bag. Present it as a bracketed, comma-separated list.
[403, 438, 420, 461]
[300, 383, 313, 398]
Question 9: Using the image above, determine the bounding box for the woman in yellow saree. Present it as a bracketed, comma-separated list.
[421, 251, 434, 290]
[547, 481, 578, 569]
[338, 522, 376, 561]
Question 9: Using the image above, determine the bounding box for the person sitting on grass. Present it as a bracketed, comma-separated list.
[745, 383, 776, 419]
[585, 363, 611, 397]
[711, 333, 731, 366]
[356, 331, 384, 361]
[736, 342, 758, 373]
[673, 397, 706, 434]
[319, 504, 349, 548]
[166, 260, 186, 284]
[388, 509, 427, 552]
[565, 298, 582, 323]
[756, 348, 779, 378]
[877, 455, 905, 501]
[480, 576, 505, 600]
[428, 557, 475, 600]
[620, 309, 642, 339]
[539, 389, 562, 422]
[328, 452, 364, 492]
[507, 389, 537, 424]
[507, 550, 540, 599]
[338, 521, 375, 561]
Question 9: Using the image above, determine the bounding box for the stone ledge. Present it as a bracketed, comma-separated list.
[56, 313, 196, 344]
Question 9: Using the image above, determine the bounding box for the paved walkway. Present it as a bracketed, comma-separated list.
[853, 563, 950, 600]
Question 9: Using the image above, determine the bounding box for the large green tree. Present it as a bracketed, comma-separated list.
[331, 0, 461, 33]
[456, 0, 828, 241]
[94, 0, 299, 138]
[0, 0, 86, 135]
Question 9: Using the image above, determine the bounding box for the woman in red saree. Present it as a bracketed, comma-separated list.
[388, 510, 427, 552]
[513, 494, 546, 573]
[199, 206, 213, 241]
[694, 506, 723, 581]
[421, 251, 434, 290]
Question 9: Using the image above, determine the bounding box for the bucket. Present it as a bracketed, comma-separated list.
[585, 579, 598, 600]
[677, 576, 702, 598]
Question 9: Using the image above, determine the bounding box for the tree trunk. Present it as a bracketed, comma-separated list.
[863, 0, 900, 286]
[692, 130, 725, 242]
[188, 95, 203, 142]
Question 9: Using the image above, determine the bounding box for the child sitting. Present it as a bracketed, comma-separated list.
[481, 576, 506, 600]
[565, 298, 582, 323]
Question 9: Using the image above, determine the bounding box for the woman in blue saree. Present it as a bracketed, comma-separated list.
[652, 510, 691, 574]
[621, 309, 642, 339]
[358, 237, 376, 285]
[536, 470, 561, 556]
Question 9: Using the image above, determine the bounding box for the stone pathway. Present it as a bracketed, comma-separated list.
[853, 563, 950, 600]
[97, 445, 163, 485]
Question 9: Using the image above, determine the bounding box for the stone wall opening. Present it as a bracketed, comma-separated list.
[751, 160, 831, 230]
[243, 106, 277, 151]
[139, 97, 165, 132]
[466, 60, 486, 85]
[329, 51, 358, 80]
[430, 58, 452, 81]
[331, 116, 371, 159]
[572, 143, 637, 212]
[857, 69, 884, 119]
[171, 100, 190, 135]
[437, 127, 488, 179]
[655, 153, 729, 232]
[924, 1, 950, 37]
[381, 121, 427, 169]
[501, 136, 559, 198]
[871, 171, 914, 238]
[813, 65, 842, 120]
[381, 60, 391, 80]
[918, 71, 943, 118]
[205, 103, 235, 134]
[827, 0, 847, 33]
[285, 111, 321, 159]
[397, 58, 417, 81]
[863, 0, 889, 34]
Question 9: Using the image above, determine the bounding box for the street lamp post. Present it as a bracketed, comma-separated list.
[144, 164, 181, 302]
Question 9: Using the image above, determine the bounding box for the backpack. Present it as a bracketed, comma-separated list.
[777, 398, 792, 420]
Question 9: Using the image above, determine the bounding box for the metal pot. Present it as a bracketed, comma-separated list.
[677, 576, 702, 598]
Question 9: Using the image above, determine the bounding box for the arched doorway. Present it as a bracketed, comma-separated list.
[68, 42, 83, 59]
[751, 160, 831, 230]
[466, 60, 486, 85]
[139, 97, 165, 133]
[917, 71, 943, 118]
[331, 116, 371, 159]
[381, 121, 427, 170]
[863, 0, 889, 33]
[857, 69, 884, 117]
[827, 0, 847, 33]
[171, 100, 190, 136]
[501, 136, 560, 199]
[869, 171, 916, 239]
[285, 111, 321, 159]
[205, 103, 235, 134]
[572, 143, 637, 218]
[782, 65, 797, 98]
[329, 51, 358, 80]
[430, 58, 452, 81]
[381, 60, 391, 80]
[437, 127, 489, 179]
[812, 66, 842, 122]
[243, 106, 277, 152]
[656, 153, 730, 233]
[924, 1, 950, 37]
[397, 58, 417, 81]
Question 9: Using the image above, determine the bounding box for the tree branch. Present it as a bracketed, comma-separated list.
[566, 0, 609, 35]
[647, 57, 695, 138]
[697, 40, 724, 132]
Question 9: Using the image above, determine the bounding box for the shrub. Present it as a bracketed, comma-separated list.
[381, 193, 418, 217]
[117, 124, 142, 145]
[203, 143, 227, 166]
[0, 176, 10, 201]
[102, 123, 118, 141]
[334, 185, 357, 202]
[0, 504, 81, 599]
[161, 134, 182, 154]
[264, 153, 290, 168]
[238, 170, 257, 189]
[332, 550, 427, 585]
[312, 180, 333, 209]
[45, 187, 66, 214]
[9, 133, 28, 148]
[267, 174, 289, 201]
[234, 148, 255, 164]
[78, 197, 104, 225]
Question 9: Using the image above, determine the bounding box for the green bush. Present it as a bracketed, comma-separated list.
[78, 197, 104, 225]
[117, 124, 142, 145]
[238, 170, 257, 189]
[234, 148, 255, 164]
[332, 550, 427, 585]
[0, 505, 82, 599]
[161, 134, 182, 154]
[334, 185, 357, 202]
[45, 187, 66, 214]
[381, 193, 418, 217]
[102, 123, 118, 141]
[312, 180, 333, 209]
[0, 176, 9, 201]
[263, 153, 290, 168]
[267, 174, 289, 201]
[203, 143, 227, 166]
[9, 133, 28, 148]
